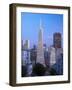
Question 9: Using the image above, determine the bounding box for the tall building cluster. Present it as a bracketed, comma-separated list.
[22, 20, 63, 76]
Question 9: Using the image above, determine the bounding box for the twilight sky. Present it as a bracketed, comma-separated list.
[21, 12, 63, 48]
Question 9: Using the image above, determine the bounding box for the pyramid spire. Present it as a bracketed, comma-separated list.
[40, 19, 43, 30]
[37, 19, 45, 67]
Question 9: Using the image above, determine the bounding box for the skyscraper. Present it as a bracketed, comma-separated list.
[24, 40, 30, 50]
[37, 20, 45, 66]
[22, 40, 31, 66]
[53, 33, 61, 48]
[48, 46, 56, 66]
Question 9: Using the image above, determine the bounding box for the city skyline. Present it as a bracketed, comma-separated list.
[21, 13, 63, 76]
[21, 12, 63, 48]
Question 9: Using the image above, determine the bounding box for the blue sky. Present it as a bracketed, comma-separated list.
[21, 12, 63, 48]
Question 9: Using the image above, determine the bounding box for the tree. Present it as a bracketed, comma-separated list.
[49, 68, 57, 75]
[32, 63, 46, 76]
[21, 65, 27, 77]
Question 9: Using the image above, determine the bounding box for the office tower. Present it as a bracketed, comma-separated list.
[48, 46, 56, 66]
[22, 40, 31, 66]
[30, 45, 37, 65]
[53, 48, 63, 75]
[37, 20, 45, 66]
[53, 33, 61, 48]
[24, 40, 30, 50]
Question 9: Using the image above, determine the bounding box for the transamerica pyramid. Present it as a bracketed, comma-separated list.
[36, 20, 45, 67]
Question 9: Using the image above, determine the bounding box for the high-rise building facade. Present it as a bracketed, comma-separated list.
[22, 40, 31, 66]
[53, 33, 61, 48]
[24, 40, 30, 50]
[37, 20, 45, 66]
[30, 45, 37, 65]
[48, 46, 56, 66]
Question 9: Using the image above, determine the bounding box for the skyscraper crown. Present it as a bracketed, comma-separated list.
[40, 19, 43, 30]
